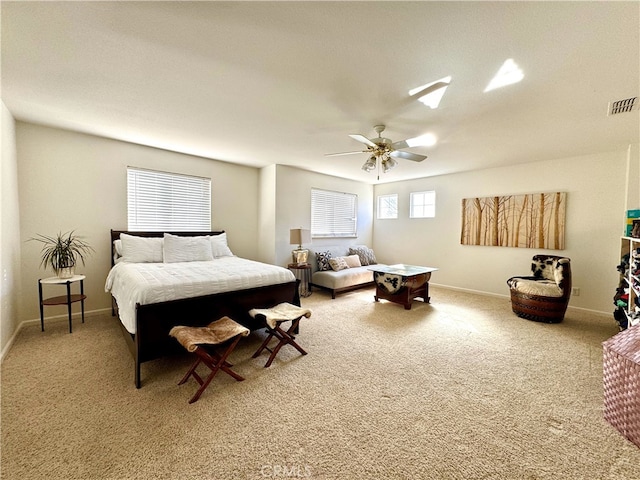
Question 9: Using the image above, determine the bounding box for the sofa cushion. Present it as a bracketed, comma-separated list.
[507, 277, 563, 297]
[349, 246, 377, 266]
[312, 266, 374, 290]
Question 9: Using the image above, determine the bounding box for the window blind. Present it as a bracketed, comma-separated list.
[311, 188, 357, 238]
[127, 167, 211, 231]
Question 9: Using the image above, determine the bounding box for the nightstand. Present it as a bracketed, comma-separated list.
[38, 275, 86, 333]
[288, 264, 312, 297]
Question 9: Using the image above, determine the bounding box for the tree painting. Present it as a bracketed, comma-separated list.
[461, 192, 566, 249]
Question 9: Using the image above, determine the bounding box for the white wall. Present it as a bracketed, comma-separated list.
[16, 122, 260, 323]
[258, 164, 277, 264]
[625, 143, 640, 213]
[10, 119, 638, 339]
[272, 165, 374, 267]
[373, 149, 631, 314]
[1, 103, 22, 354]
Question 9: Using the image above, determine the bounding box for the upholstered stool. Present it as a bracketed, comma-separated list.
[249, 302, 312, 367]
[169, 316, 250, 404]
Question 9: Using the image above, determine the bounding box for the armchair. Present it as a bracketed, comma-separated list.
[507, 255, 572, 323]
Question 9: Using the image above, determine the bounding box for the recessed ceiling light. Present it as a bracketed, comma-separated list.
[484, 59, 524, 92]
[409, 76, 451, 109]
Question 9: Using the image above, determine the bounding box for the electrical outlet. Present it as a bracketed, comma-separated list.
[571, 287, 580, 296]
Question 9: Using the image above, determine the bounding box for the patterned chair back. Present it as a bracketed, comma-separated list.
[531, 255, 571, 294]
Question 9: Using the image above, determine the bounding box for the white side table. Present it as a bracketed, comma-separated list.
[38, 275, 86, 333]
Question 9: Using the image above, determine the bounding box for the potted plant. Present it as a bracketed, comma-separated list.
[31, 231, 94, 279]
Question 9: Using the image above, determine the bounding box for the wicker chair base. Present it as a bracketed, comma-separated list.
[509, 290, 568, 323]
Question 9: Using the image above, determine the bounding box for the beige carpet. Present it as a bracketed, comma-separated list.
[2, 286, 640, 479]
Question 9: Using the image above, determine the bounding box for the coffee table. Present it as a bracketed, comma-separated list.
[369, 264, 438, 310]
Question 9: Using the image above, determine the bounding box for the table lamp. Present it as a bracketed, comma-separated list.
[290, 228, 311, 265]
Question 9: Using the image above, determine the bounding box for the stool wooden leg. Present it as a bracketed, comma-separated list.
[178, 357, 202, 386]
[252, 329, 277, 359]
[254, 317, 307, 368]
[263, 330, 286, 368]
[182, 336, 245, 404]
[283, 318, 307, 356]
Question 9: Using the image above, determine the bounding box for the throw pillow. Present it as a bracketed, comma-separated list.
[163, 233, 214, 263]
[349, 246, 377, 266]
[329, 257, 349, 271]
[343, 254, 362, 268]
[366, 248, 377, 265]
[316, 251, 332, 271]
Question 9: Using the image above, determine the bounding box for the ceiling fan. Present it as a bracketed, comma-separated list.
[326, 124, 430, 174]
[325, 80, 448, 175]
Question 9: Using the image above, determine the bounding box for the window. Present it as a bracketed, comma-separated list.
[127, 167, 211, 231]
[311, 188, 357, 238]
[410, 191, 436, 218]
[377, 194, 398, 219]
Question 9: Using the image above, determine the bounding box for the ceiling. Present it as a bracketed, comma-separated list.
[2, 1, 639, 184]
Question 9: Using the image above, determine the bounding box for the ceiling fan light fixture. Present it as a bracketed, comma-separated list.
[410, 76, 451, 109]
[362, 156, 377, 172]
[382, 157, 398, 173]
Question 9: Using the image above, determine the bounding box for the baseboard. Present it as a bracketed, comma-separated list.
[430, 282, 612, 318]
[564, 304, 612, 318]
[430, 282, 509, 300]
[0, 307, 113, 364]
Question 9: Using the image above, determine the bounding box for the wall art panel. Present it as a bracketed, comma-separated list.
[461, 192, 566, 249]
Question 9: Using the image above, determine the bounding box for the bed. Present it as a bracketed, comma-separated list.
[106, 230, 300, 388]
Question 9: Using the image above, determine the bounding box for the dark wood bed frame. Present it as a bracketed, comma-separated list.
[110, 230, 300, 388]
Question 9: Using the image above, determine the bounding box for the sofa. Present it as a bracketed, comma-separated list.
[309, 245, 378, 298]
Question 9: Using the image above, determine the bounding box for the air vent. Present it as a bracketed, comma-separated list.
[608, 97, 638, 115]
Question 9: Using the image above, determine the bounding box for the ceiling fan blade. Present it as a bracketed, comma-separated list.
[390, 139, 409, 150]
[325, 150, 366, 157]
[390, 150, 427, 162]
[348, 134, 377, 148]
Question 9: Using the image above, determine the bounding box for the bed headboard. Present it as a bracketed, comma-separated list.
[110, 230, 225, 266]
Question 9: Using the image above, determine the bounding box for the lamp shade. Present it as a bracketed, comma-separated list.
[290, 228, 311, 246]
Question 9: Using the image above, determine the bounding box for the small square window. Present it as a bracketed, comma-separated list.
[377, 194, 398, 219]
[410, 191, 436, 218]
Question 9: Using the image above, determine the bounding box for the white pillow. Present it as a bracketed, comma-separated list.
[343, 254, 362, 268]
[119, 234, 164, 263]
[210, 232, 234, 258]
[113, 239, 123, 264]
[163, 233, 214, 263]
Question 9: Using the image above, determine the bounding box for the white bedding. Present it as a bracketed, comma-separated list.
[105, 257, 296, 334]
